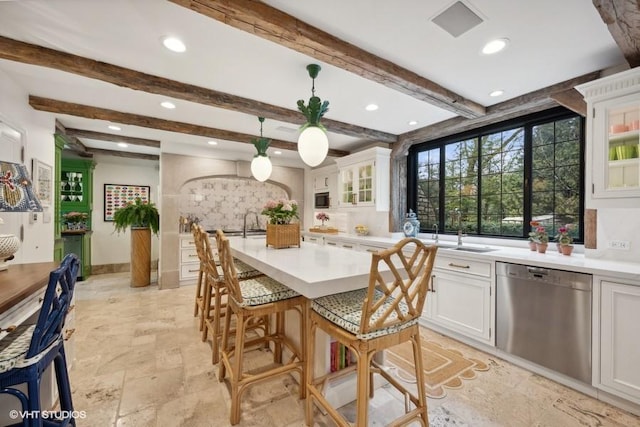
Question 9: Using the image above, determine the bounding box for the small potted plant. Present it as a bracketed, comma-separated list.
[63, 211, 89, 230]
[555, 224, 574, 256]
[261, 199, 300, 248]
[527, 220, 540, 251]
[113, 198, 159, 287]
[316, 212, 330, 228]
[529, 223, 549, 253]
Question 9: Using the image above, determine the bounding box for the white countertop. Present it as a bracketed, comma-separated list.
[303, 231, 640, 282]
[227, 236, 394, 299]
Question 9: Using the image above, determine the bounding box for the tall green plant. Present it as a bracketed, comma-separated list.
[113, 198, 159, 235]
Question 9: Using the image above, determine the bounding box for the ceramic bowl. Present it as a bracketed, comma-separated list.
[610, 124, 629, 134]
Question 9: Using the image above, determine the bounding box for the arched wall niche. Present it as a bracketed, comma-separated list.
[178, 175, 294, 231]
[159, 153, 304, 289]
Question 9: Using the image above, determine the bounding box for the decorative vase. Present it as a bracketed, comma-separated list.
[266, 223, 301, 249]
[529, 241, 537, 251]
[560, 245, 574, 256]
[130, 227, 151, 287]
[537, 243, 548, 254]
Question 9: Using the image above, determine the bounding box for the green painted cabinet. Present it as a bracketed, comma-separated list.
[53, 136, 64, 262]
[62, 231, 91, 280]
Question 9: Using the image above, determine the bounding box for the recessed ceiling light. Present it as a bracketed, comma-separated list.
[162, 36, 186, 53]
[207, 140, 218, 145]
[161, 101, 176, 109]
[489, 90, 504, 97]
[365, 103, 379, 111]
[117, 142, 128, 148]
[108, 125, 121, 131]
[408, 120, 418, 126]
[274, 150, 282, 155]
[482, 38, 509, 55]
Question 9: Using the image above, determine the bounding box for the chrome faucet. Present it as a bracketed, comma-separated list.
[452, 208, 466, 247]
[432, 224, 439, 243]
[243, 209, 259, 238]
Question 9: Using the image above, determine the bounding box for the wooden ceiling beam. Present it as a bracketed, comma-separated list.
[593, 0, 640, 68]
[64, 128, 161, 148]
[169, 0, 487, 119]
[0, 35, 394, 143]
[550, 89, 587, 117]
[32, 96, 350, 158]
[86, 148, 159, 161]
[54, 120, 93, 157]
[393, 71, 601, 157]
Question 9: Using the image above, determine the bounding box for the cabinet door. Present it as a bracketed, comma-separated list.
[339, 168, 355, 205]
[429, 270, 491, 341]
[357, 162, 375, 205]
[599, 281, 640, 404]
[592, 94, 640, 198]
[314, 175, 329, 191]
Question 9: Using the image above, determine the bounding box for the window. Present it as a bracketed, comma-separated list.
[408, 108, 584, 242]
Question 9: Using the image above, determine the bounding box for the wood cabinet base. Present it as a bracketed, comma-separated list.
[131, 228, 151, 287]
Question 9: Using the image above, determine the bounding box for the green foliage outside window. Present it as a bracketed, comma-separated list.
[410, 109, 583, 242]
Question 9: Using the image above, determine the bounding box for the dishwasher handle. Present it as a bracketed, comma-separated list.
[527, 266, 549, 277]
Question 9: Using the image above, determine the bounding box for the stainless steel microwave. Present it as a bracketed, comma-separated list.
[314, 192, 330, 209]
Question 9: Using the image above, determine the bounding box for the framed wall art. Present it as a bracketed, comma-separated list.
[104, 183, 150, 221]
[32, 158, 53, 207]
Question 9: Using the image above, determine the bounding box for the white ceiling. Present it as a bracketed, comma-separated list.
[0, 0, 626, 167]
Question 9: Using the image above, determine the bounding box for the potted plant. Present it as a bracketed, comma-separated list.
[261, 199, 300, 248]
[62, 211, 88, 230]
[529, 221, 549, 253]
[113, 197, 159, 287]
[555, 224, 574, 256]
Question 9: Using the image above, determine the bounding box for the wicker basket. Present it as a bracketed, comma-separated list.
[266, 224, 301, 249]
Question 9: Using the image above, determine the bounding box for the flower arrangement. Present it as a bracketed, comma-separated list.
[555, 224, 574, 246]
[316, 212, 330, 226]
[528, 221, 549, 243]
[261, 199, 299, 225]
[63, 211, 88, 224]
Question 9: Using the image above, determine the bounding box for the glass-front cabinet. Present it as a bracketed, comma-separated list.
[335, 146, 390, 211]
[60, 158, 94, 227]
[577, 68, 640, 203]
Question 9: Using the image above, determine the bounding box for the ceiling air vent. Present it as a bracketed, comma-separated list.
[432, 1, 483, 38]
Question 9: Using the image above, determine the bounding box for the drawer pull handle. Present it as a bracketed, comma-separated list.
[366, 248, 378, 253]
[448, 262, 470, 269]
[188, 254, 198, 257]
[343, 245, 353, 249]
[327, 242, 337, 246]
[1, 325, 16, 333]
[188, 269, 199, 272]
[430, 275, 436, 292]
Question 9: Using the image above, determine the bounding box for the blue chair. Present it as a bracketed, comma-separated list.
[0, 254, 80, 427]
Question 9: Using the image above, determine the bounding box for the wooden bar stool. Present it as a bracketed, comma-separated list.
[199, 228, 263, 364]
[191, 224, 206, 327]
[217, 235, 307, 425]
[305, 238, 437, 427]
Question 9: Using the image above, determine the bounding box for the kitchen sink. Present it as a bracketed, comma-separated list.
[449, 246, 498, 253]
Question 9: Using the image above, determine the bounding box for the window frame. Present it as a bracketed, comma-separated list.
[407, 107, 585, 242]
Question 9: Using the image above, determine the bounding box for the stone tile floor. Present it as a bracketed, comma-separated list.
[69, 272, 640, 426]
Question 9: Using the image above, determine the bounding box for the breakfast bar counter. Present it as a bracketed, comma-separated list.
[227, 236, 392, 299]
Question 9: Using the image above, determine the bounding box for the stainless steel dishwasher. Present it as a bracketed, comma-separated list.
[496, 262, 592, 383]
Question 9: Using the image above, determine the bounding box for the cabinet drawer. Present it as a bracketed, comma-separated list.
[180, 263, 200, 280]
[359, 243, 387, 254]
[180, 237, 196, 248]
[435, 255, 491, 278]
[181, 248, 199, 263]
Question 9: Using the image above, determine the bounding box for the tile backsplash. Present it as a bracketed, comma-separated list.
[179, 177, 289, 231]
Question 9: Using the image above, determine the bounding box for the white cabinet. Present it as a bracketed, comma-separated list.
[335, 147, 390, 211]
[577, 68, 640, 203]
[310, 164, 337, 208]
[303, 234, 323, 245]
[595, 277, 640, 405]
[179, 234, 200, 282]
[422, 253, 492, 344]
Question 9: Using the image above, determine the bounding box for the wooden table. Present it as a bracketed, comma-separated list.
[0, 262, 57, 314]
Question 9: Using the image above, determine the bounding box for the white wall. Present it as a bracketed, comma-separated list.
[91, 154, 160, 266]
[0, 68, 55, 264]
